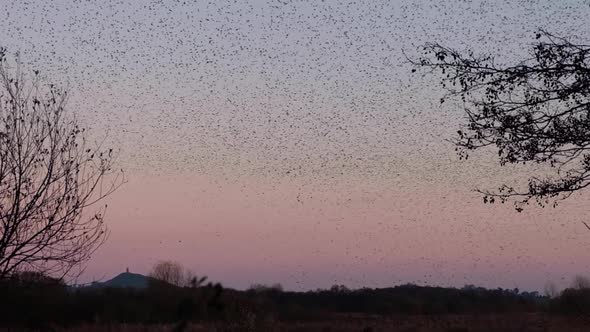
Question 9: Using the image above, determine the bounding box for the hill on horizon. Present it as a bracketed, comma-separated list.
[87, 270, 151, 289]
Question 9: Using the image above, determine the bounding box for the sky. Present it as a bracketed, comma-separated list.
[1, 0, 590, 291]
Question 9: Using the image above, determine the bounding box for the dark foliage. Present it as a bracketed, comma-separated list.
[0, 274, 225, 328]
[260, 284, 546, 321]
[549, 288, 590, 314]
[0, 278, 561, 328]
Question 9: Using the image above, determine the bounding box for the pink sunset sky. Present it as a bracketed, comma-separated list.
[2, 0, 590, 291]
[85, 171, 590, 291]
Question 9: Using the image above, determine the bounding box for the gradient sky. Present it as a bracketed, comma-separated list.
[2, 0, 590, 291]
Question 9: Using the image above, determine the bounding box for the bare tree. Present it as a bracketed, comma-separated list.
[149, 260, 186, 287]
[0, 48, 123, 280]
[411, 31, 590, 211]
[572, 275, 590, 290]
[186, 269, 208, 289]
[150, 260, 207, 288]
[544, 281, 560, 298]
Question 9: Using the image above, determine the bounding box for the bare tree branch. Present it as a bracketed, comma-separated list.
[0, 48, 124, 281]
[411, 31, 590, 211]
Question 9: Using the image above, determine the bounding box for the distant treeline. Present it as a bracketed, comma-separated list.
[2, 273, 590, 329]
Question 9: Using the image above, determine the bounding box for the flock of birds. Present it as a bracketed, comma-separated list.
[2, 0, 590, 290]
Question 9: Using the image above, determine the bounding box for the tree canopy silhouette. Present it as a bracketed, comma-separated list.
[149, 260, 207, 288]
[413, 31, 590, 211]
[0, 49, 123, 280]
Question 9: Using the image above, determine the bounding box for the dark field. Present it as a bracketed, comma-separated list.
[8, 314, 589, 332]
